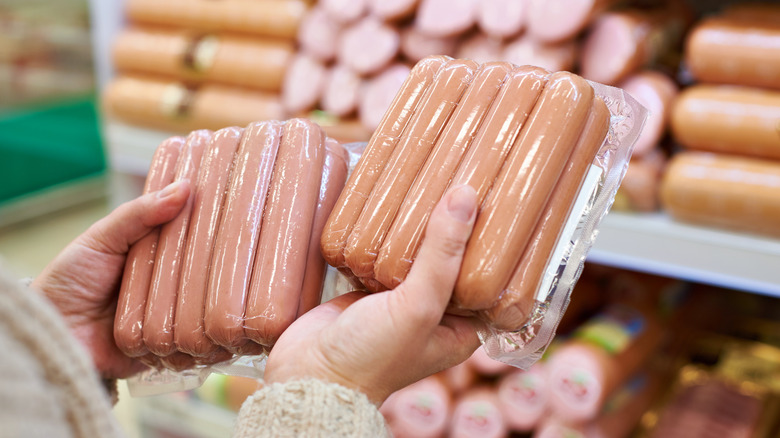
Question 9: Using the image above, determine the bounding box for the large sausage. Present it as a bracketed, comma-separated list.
[546, 304, 665, 422]
[502, 35, 577, 73]
[321, 0, 367, 24]
[455, 72, 594, 310]
[686, 17, 780, 90]
[344, 59, 478, 278]
[580, 7, 689, 85]
[125, 0, 306, 40]
[321, 56, 446, 267]
[483, 97, 609, 329]
[455, 33, 504, 64]
[670, 85, 780, 161]
[384, 376, 452, 438]
[143, 130, 211, 356]
[368, 0, 419, 22]
[527, 0, 621, 43]
[113, 29, 293, 92]
[374, 62, 512, 288]
[205, 121, 283, 352]
[357, 63, 413, 131]
[104, 77, 283, 132]
[400, 26, 457, 62]
[660, 152, 780, 237]
[618, 70, 678, 157]
[321, 64, 362, 117]
[244, 119, 325, 346]
[415, 0, 480, 38]
[297, 6, 341, 62]
[115, 136, 184, 357]
[297, 138, 350, 317]
[497, 364, 549, 432]
[477, 0, 528, 39]
[174, 127, 243, 358]
[281, 53, 328, 116]
[338, 18, 401, 76]
[450, 387, 508, 438]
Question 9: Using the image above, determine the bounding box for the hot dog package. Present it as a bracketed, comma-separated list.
[320, 56, 648, 369]
[117, 118, 350, 395]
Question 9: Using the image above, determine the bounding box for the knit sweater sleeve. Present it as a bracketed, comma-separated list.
[234, 379, 390, 438]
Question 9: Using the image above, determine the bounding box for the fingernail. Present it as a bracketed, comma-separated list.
[447, 185, 477, 223]
[156, 180, 184, 199]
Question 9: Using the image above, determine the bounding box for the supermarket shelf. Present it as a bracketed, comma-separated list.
[589, 212, 780, 298]
[104, 122, 780, 299]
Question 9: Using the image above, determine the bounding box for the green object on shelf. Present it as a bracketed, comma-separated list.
[0, 96, 106, 205]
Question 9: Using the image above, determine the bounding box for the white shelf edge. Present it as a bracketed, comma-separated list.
[589, 212, 780, 298]
[103, 121, 780, 299]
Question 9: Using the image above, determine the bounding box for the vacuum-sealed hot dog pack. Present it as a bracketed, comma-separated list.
[120, 56, 646, 394]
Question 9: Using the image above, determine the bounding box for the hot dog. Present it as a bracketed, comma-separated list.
[344, 59, 478, 278]
[660, 152, 780, 237]
[321, 56, 446, 267]
[205, 121, 282, 352]
[113, 29, 293, 92]
[686, 17, 780, 90]
[483, 97, 609, 329]
[670, 85, 780, 161]
[415, 0, 480, 38]
[125, 0, 306, 40]
[455, 72, 594, 310]
[175, 127, 243, 358]
[143, 130, 211, 357]
[527, 0, 621, 43]
[477, 0, 528, 39]
[297, 138, 349, 317]
[321, 64, 362, 117]
[338, 18, 400, 76]
[374, 61, 512, 288]
[297, 6, 341, 62]
[115, 136, 184, 357]
[244, 119, 325, 346]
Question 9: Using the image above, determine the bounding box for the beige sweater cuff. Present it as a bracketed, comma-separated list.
[234, 379, 389, 438]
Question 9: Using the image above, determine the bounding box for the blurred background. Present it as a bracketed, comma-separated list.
[0, 0, 778, 437]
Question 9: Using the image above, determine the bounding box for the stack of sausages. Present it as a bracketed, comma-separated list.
[288, 0, 689, 141]
[113, 119, 348, 369]
[104, 0, 308, 132]
[321, 56, 611, 331]
[662, 3, 780, 237]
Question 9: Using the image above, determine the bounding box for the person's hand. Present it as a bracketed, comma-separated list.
[265, 185, 483, 405]
[32, 180, 190, 379]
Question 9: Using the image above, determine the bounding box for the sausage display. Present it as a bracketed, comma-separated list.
[206, 121, 283, 352]
[455, 72, 594, 310]
[113, 29, 293, 91]
[477, 0, 528, 39]
[144, 130, 211, 357]
[321, 64, 362, 117]
[321, 56, 446, 267]
[660, 152, 780, 237]
[175, 127, 243, 358]
[618, 71, 678, 157]
[115, 136, 184, 357]
[415, 0, 480, 37]
[297, 5, 341, 62]
[400, 26, 457, 63]
[244, 119, 325, 346]
[125, 0, 307, 39]
[368, 0, 419, 22]
[670, 85, 780, 161]
[483, 97, 609, 329]
[502, 35, 577, 73]
[344, 59, 477, 278]
[338, 18, 401, 76]
[527, 0, 621, 43]
[686, 17, 780, 90]
[374, 61, 513, 288]
[281, 54, 328, 116]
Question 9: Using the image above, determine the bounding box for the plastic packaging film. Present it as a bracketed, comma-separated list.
[320, 56, 648, 369]
[117, 119, 348, 395]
